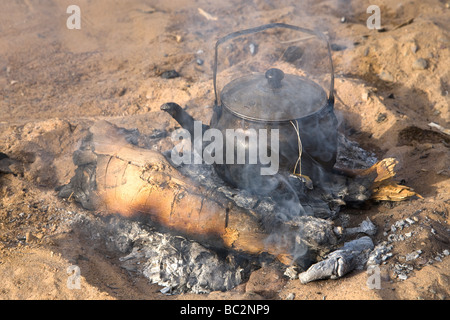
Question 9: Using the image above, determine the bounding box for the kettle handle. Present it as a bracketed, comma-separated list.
[213, 23, 335, 107]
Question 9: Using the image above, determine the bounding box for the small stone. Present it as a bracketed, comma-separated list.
[411, 43, 418, 53]
[383, 253, 393, 261]
[282, 46, 304, 63]
[249, 43, 257, 55]
[25, 232, 36, 243]
[330, 43, 347, 51]
[284, 266, 298, 280]
[361, 90, 370, 101]
[363, 47, 370, 56]
[196, 58, 204, 66]
[398, 274, 408, 280]
[160, 286, 171, 294]
[340, 16, 346, 23]
[412, 58, 428, 70]
[117, 88, 127, 97]
[376, 113, 387, 123]
[379, 71, 394, 82]
[285, 293, 295, 300]
[161, 70, 180, 79]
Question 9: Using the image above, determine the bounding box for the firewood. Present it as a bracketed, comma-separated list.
[336, 157, 422, 201]
[58, 120, 420, 266]
[59, 120, 294, 263]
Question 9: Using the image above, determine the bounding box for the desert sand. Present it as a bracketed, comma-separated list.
[0, 0, 448, 300]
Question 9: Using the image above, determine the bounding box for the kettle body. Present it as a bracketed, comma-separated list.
[161, 23, 338, 194]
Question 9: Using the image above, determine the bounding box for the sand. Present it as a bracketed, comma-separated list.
[0, 0, 448, 300]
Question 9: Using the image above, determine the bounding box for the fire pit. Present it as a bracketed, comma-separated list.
[56, 24, 420, 294]
[57, 119, 418, 293]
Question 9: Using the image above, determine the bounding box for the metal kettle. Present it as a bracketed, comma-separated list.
[161, 23, 338, 194]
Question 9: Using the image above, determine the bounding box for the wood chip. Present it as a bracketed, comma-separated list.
[352, 158, 422, 201]
[198, 8, 218, 21]
[428, 122, 450, 136]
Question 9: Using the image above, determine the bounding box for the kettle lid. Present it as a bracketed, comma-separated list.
[220, 68, 328, 122]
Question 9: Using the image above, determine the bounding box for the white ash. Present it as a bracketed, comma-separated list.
[393, 263, 414, 280]
[345, 217, 377, 236]
[389, 217, 416, 232]
[298, 236, 375, 284]
[141, 236, 243, 294]
[434, 249, 449, 262]
[284, 266, 299, 280]
[405, 250, 423, 262]
[387, 233, 407, 242]
[366, 241, 393, 266]
[63, 212, 249, 294]
[386, 217, 419, 242]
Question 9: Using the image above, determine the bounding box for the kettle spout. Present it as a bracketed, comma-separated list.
[160, 103, 210, 142]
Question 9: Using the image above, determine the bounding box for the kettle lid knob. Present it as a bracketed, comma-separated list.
[265, 68, 284, 89]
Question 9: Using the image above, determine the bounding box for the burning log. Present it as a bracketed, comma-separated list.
[58, 120, 421, 268]
[58, 120, 295, 263]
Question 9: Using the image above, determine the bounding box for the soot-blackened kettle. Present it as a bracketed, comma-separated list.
[161, 23, 338, 195]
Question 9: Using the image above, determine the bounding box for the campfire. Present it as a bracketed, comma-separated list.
[57, 24, 421, 294]
[57, 119, 419, 293]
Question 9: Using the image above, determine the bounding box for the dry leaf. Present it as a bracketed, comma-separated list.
[355, 158, 422, 201]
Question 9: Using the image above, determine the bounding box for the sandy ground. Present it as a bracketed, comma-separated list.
[0, 0, 449, 300]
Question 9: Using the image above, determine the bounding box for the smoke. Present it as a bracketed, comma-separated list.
[161, 21, 346, 268]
